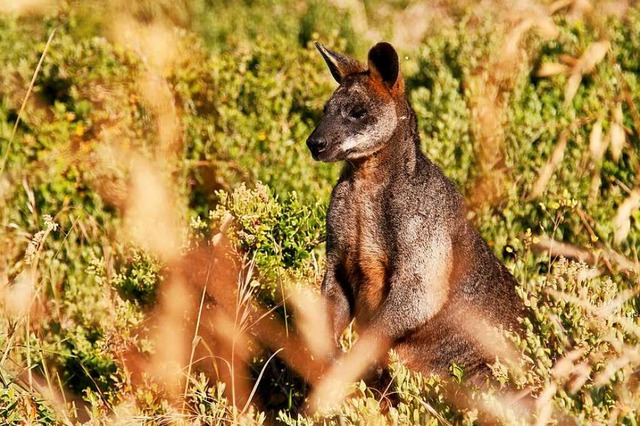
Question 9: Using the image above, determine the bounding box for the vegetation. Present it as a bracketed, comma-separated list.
[1, 0, 639, 424]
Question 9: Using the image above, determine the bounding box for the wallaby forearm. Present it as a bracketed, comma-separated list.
[321, 266, 353, 345]
[366, 277, 448, 340]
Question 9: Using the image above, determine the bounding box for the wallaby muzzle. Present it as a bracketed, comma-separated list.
[306, 131, 328, 161]
[306, 119, 336, 161]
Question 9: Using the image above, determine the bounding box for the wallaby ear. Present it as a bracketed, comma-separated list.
[315, 42, 364, 84]
[368, 42, 402, 93]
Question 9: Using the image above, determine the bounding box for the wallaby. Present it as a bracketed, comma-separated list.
[306, 41, 525, 382]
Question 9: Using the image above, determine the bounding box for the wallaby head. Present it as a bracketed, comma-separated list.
[307, 42, 406, 162]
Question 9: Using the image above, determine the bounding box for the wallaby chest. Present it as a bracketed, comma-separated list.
[327, 179, 390, 322]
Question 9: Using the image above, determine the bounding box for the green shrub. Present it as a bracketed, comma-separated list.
[209, 183, 324, 283]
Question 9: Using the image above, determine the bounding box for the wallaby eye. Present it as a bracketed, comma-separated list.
[348, 107, 367, 120]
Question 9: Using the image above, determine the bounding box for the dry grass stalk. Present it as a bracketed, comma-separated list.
[124, 157, 181, 262]
[528, 131, 569, 200]
[466, 73, 510, 209]
[536, 62, 571, 77]
[288, 287, 333, 360]
[458, 309, 524, 375]
[148, 274, 192, 397]
[107, 14, 183, 159]
[609, 102, 626, 162]
[593, 343, 640, 386]
[390, 2, 452, 48]
[539, 285, 640, 413]
[550, 347, 592, 394]
[589, 117, 607, 161]
[534, 382, 557, 425]
[0, 27, 56, 174]
[564, 40, 610, 106]
[3, 270, 35, 320]
[309, 332, 389, 414]
[613, 189, 640, 245]
[328, 0, 375, 41]
[468, 5, 558, 209]
[0, 0, 55, 14]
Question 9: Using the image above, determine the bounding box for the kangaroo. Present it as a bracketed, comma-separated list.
[306, 41, 525, 383]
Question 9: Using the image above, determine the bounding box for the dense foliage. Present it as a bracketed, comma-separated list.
[1, 1, 639, 424]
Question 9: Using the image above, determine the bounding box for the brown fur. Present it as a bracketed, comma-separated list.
[307, 42, 525, 384]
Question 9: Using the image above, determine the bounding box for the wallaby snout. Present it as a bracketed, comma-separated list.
[306, 131, 328, 161]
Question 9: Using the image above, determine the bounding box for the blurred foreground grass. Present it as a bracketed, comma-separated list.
[1, 0, 640, 424]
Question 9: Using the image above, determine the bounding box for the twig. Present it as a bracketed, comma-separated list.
[532, 236, 639, 274]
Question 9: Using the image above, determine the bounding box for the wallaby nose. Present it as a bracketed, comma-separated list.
[306, 135, 328, 157]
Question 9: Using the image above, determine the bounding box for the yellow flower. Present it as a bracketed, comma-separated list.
[75, 123, 85, 137]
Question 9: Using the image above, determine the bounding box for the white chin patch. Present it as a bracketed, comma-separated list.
[339, 104, 397, 158]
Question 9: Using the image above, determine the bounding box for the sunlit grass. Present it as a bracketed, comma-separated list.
[1, 1, 639, 424]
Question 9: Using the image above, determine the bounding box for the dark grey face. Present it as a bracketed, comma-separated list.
[306, 75, 398, 162]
